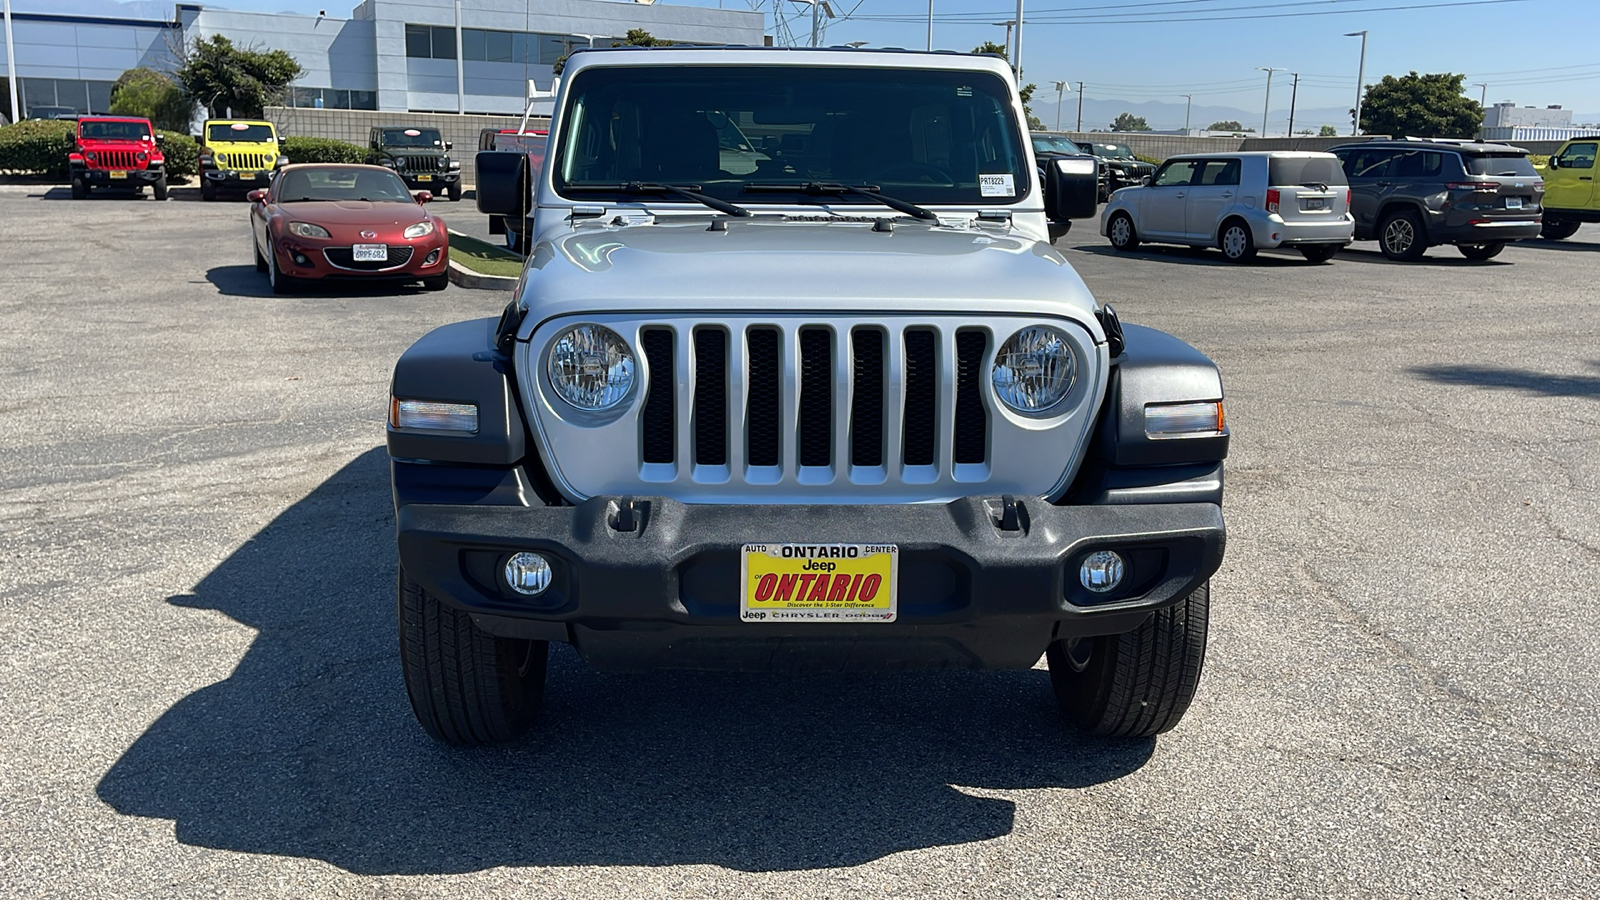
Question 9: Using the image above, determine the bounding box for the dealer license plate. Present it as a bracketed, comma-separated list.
[416, 174, 433, 182]
[1303, 197, 1325, 211]
[352, 243, 387, 262]
[1505, 197, 1523, 209]
[109, 170, 127, 179]
[741, 543, 898, 623]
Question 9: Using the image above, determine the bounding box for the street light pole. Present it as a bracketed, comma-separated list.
[1345, 30, 1367, 135]
[1473, 82, 1488, 107]
[1054, 80, 1067, 131]
[991, 21, 1015, 55]
[1076, 81, 1084, 132]
[927, 0, 933, 51]
[1257, 67, 1284, 137]
[1182, 94, 1192, 134]
[1013, 0, 1024, 78]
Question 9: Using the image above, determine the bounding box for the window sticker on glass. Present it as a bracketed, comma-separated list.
[980, 173, 1015, 197]
[956, 86, 973, 97]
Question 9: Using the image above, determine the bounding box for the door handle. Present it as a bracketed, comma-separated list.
[1581, 176, 1593, 181]
[1221, 191, 1234, 198]
[1174, 192, 1186, 198]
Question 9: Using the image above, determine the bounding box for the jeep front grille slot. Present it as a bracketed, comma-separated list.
[954, 330, 988, 465]
[850, 328, 884, 467]
[903, 329, 938, 466]
[693, 328, 728, 466]
[797, 328, 833, 467]
[640, 328, 675, 464]
[746, 328, 781, 467]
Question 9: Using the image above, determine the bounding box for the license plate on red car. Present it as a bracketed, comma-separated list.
[352, 244, 387, 262]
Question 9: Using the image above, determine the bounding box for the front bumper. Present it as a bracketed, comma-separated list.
[203, 169, 274, 185]
[396, 493, 1226, 672]
[398, 171, 460, 188]
[78, 167, 163, 185]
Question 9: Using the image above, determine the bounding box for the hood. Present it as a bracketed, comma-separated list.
[279, 200, 429, 227]
[518, 217, 1102, 333]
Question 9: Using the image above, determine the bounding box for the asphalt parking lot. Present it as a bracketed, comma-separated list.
[2, 186, 1597, 898]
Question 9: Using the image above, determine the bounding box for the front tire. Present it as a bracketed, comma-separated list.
[1540, 215, 1580, 241]
[1107, 212, 1139, 251]
[1047, 581, 1210, 738]
[422, 273, 449, 291]
[1218, 218, 1257, 262]
[71, 178, 87, 200]
[152, 176, 168, 201]
[1299, 244, 1339, 263]
[1379, 208, 1427, 261]
[266, 245, 297, 294]
[200, 178, 217, 202]
[1458, 242, 1505, 261]
[447, 182, 462, 202]
[398, 567, 547, 745]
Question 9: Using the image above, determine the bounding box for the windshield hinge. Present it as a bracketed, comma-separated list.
[570, 205, 606, 220]
[977, 209, 1013, 223]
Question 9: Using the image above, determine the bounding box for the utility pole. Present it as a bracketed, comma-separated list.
[926, 0, 933, 51]
[1013, 0, 1024, 78]
[1286, 73, 1299, 137]
[3, 0, 18, 123]
[1076, 81, 1084, 132]
[1256, 66, 1284, 137]
[1053, 81, 1067, 131]
[1181, 94, 1192, 134]
[1345, 30, 1367, 135]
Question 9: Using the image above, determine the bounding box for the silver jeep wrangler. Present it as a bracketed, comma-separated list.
[387, 48, 1227, 746]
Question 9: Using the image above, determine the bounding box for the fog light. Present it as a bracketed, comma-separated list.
[291, 251, 311, 267]
[504, 552, 552, 596]
[423, 248, 441, 266]
[1079, 550, 1124, 593]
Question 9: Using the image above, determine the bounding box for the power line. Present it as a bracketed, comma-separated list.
[850, 0, 1533, 26]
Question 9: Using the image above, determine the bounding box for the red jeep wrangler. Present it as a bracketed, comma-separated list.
[69, 116, 168, 200]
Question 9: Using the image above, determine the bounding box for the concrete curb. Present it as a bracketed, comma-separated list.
[446, 258, 518, 291]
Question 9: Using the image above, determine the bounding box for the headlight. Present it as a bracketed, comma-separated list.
[288, 222, 331, 238]
[136, 151, 148, 162]
[448, 159, 461, 170]
[403, 220, 435, 239]
[86, 151, 97, 162]
[992, 325, 1077, 414]
[214, 152, 227, 167]
[547, 325, 635, 411]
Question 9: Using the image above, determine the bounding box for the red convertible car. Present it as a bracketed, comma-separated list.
[248, 164, 450, 294]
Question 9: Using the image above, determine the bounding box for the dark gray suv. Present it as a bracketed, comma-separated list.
[1330, 139, 1544, 260]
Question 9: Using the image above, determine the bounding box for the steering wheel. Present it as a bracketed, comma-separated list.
[867, 162, 955, 186]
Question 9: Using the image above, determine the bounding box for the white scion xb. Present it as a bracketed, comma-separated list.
[1100, 151, 1354, 263]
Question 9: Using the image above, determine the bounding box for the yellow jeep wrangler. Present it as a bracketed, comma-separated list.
[1540, 138, 1598, 240]
[196, 119, 285, 201]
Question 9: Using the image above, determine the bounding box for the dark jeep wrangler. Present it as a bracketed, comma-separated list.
[368, 126, 462, 201]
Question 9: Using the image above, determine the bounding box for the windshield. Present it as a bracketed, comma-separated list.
[1094, 143, 1136, 159]
[1268, 156, 1349, 187]
[274, 167, 414, 202]
[1031, 135, 1082, 154]
[553, 64, 1031, 205]
[209, 123, 275, 143]
[381, 128, 443, 148]
[79, 120, 150, 141]
[1464, 154, 1540, 177]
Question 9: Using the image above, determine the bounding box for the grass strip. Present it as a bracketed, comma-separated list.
[448, 230, 524, 278]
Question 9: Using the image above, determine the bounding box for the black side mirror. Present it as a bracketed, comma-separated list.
[1044, 156, 1099, 222]
[192, 134, 203, 145]
[444, 141, 453, 151]
[1546, 156, 1559, 169]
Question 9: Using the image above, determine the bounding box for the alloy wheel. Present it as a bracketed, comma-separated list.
[1384, 218, 1414, 255]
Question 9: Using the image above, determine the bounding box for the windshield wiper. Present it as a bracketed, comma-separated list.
[743, 182, 939, 221]
[564, 182, 751, 217]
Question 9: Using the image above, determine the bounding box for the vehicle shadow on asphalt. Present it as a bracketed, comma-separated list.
[206, 265, 442, 299]
[1070, 244, 1314, 267]
[1409, 361, 1600, 399]
[1332, 247, 1513, 267]
[32, 186, 167, 202]
[1522, 237, 1600, 252]
[96, 448, 1153, 875]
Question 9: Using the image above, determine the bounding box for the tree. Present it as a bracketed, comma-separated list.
[1208, 120, 1249, 132]
[1357, 71, 1481, 139]
[109, 68, 193, 131]
[1318, 124, 1338, 137]
[971, 42, 1042, 130]
[172, 35, 302, 119]
[554, 29, 672, 75]
[1109, 112, 1151, 132]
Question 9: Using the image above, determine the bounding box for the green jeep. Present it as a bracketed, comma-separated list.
[367, 126, 462, 201]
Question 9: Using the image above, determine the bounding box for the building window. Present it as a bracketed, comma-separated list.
[461, 28, 487, 61]
[288, 87, 377, 110]
[431, 26, 456, 59]
[405, 24, 431, 59]
[486, 29, 514, 63]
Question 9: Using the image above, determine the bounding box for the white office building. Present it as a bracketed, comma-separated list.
[1, 0, 765, 117]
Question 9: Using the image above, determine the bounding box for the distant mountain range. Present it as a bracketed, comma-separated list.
[1034, 95, 1357, 135]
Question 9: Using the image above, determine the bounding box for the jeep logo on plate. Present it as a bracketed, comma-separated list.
[360, 230, 377, 239]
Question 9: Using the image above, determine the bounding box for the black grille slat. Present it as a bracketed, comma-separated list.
[798, 328, 833, 467]
[903, 330, 937, 466]
[746, 328, 781, 467]
[323, 246, 414, 270]
[640, 329, 674, 464]
[954, 331, 988, 465]
[850, 328, 884, 467]
[693, 329, 728, 466]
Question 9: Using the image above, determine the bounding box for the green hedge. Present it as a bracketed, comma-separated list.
[281, 135, 366, 165]
[0, 120, 75, 178]
[0, 120, 197, 181]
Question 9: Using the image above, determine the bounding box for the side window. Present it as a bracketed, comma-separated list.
[1557, 142, 1596, 169]
[1393, 150, 1444, 179]
[1197, 159, 1239, 186]
[1348, 149, 1396, 179]
[1153, 160, 1198, 187]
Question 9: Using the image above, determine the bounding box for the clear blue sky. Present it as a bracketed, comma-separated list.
[49, 1, 1600, 123]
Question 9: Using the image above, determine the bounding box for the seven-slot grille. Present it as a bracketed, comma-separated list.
[393, 156, 448, 172]
[636, 322, 990, 473]
[89, 150, 141, 169]
[224, 151, 271, 170]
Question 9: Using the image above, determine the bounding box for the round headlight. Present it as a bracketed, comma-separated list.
[214, 152, 227, 167]
[992, 325, 1077, 414]
[547, 325, 635, 411]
